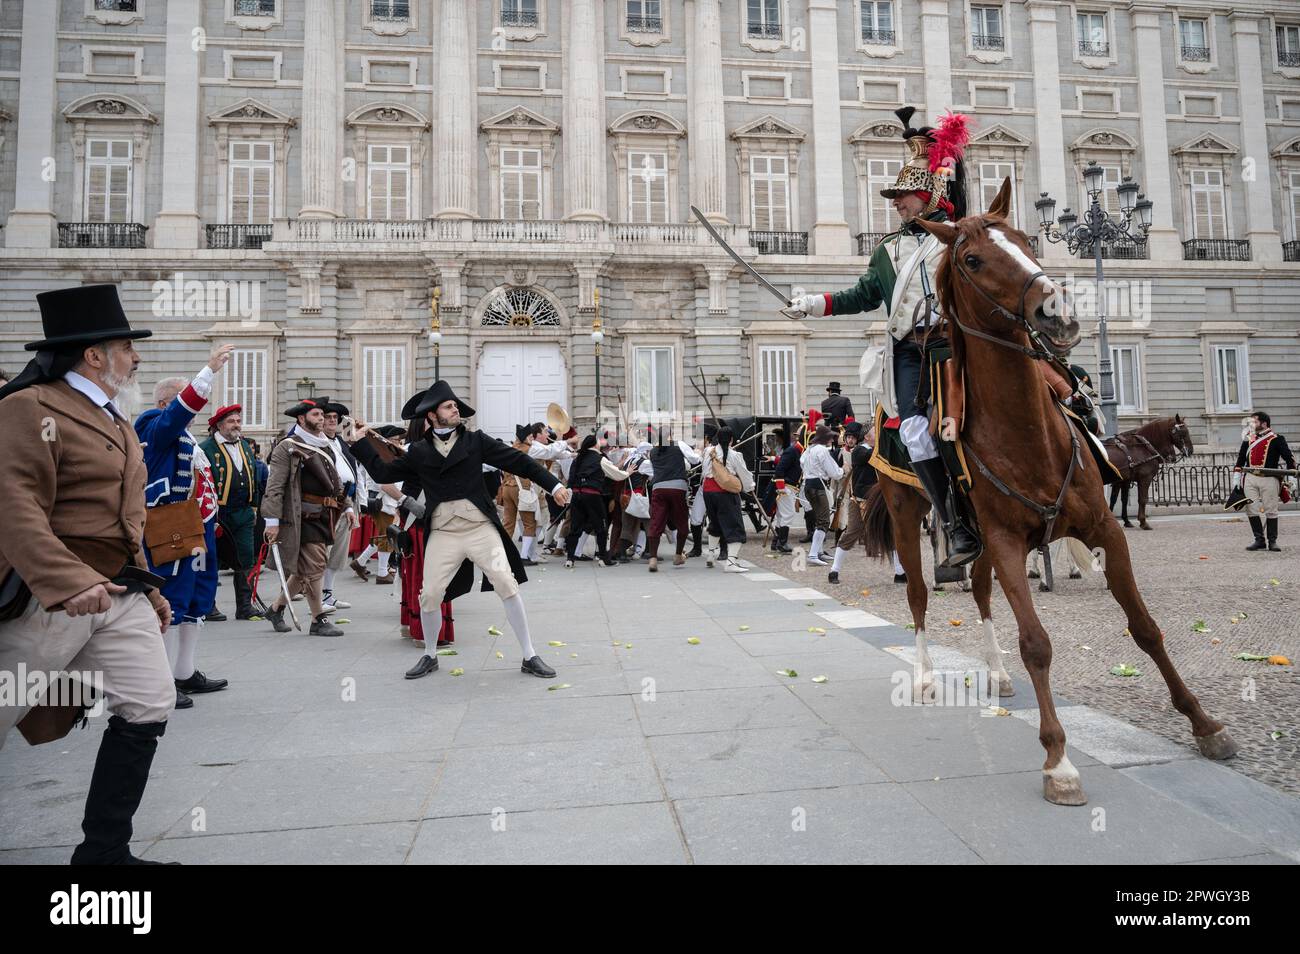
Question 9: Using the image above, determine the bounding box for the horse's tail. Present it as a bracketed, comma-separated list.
[862, 483, 894, 559]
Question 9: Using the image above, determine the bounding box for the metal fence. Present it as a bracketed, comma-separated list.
[1145, 462, 1234, 508]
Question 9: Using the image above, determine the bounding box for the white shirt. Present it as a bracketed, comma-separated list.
[800, 443, 844, 482]
[704, 445, 756, 493]
[64, 370, 121, 420]
[215, 431, 245, 472]
[528, 440, 573, 462]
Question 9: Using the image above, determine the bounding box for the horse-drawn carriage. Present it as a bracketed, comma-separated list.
[701, 414, 808, 533]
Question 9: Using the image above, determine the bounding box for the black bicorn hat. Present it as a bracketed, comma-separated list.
[407, 380, 475, 421]
[28, 284, 153, 352]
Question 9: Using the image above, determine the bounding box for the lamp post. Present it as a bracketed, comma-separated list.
[714, 374, 731, 416]
[295, 376, 316, 400]
[429, 285, 442, 382]
[1034, 161, 1153, 438]
[591, 288, 603, 427]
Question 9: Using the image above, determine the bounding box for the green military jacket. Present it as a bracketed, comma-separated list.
[828, 211, 950, 319]
[199, 435, 262, 509]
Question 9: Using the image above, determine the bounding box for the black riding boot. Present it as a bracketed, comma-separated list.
[1266, 517, 1281, 552]
[913, 458, 981, 567]
[71, 716, 169, 865]
[1246, 516, 1267, 551]
[688, 524, 703, 557]
[232, 570, 255, 619]
[773, 526, 793, 553]
[802, 511, 815, 544]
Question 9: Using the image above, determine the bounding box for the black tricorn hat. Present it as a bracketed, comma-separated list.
[28, 284, 153, 352]
[322, 399, 350, 417]
[843, 421, 865, 439]
[284, 397, 326, 418]
[376, 424, 406, 439]
[409, 380, 475, 421]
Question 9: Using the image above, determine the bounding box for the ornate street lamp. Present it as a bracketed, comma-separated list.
[1035, 161, 1153, 437]
[295, 376, 316, 400]
[429, 285, 442, 381]
[591, 288, 604, 424]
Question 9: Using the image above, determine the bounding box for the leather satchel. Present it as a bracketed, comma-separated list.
[16, 674, 91, 746]
[143, 498, 205, 565]
[710, 455, 742, 494]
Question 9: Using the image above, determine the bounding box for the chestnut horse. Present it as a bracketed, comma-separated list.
[862, 179, 1236, 806]
[1105, 416, 1195, 529]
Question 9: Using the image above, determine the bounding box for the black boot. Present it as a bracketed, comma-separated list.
[1246, 516, 1267, 551]
[688, 524, 703, 558]
[71, 716, 170, 865]
[1266, 517, 1281, 552]
[913, 458, 981, 567]
[233, 570, 256, 620]
[776, 526, 793, 553]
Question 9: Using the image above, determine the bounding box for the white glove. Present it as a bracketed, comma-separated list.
[1231, 470, 1242, 491]
[787, 294, 827, 317]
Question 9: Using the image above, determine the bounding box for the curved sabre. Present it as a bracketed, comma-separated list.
[690, 205, 803, 319]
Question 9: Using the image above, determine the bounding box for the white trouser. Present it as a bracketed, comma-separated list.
[899, 415, 938, 463]
[420, 519, 518, 611]
[773, 486, 797, 528]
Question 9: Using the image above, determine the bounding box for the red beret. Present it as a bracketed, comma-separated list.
[208, 404, 242, 428]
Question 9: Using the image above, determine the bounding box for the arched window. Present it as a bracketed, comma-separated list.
[481, 287, 561, 327]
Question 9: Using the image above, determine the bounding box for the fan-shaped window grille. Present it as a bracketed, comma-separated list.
[481, 287, 561, 327]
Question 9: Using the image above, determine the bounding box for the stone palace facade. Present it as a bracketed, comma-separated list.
[1, 0, 1299, 449]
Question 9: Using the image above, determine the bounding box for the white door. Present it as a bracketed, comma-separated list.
[476, 342, 566, 443]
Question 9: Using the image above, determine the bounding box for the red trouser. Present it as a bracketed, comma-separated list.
[646, 487, 689, 558]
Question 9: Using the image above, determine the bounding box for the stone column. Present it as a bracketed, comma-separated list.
[1129, 4, 1180, 259]
[1026, 2, 1069, 263]
[435, 0, 476, 218]
[688, 0, 728, 223]
[153, 0, 203, 247]
[1231, 14, 1281, 261]
[4, 0, 59, 247]
[563, 0, 607, 220]
[299, 0, 339, 218]
[920, 0, 953, 127]
[807, 0, 850, 255]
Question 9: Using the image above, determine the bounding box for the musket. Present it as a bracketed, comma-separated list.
[270, 542, 301, 631]
[1246, 467, 1299, 478]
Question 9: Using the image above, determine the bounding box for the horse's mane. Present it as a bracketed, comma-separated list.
[1129, 416, 1179, 448]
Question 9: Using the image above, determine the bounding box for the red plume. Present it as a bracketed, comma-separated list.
[928, 111, 972, 174]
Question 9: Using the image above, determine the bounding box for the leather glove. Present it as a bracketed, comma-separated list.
[786, 294, 827, 317]
[401, 495, 427, 519]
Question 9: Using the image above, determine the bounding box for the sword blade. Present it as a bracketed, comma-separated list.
[271, 542, 301, 631]
[690, 205, 792, 307]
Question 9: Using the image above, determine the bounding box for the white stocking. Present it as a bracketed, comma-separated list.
[377, 551, 391, 575]
[831, 546, 846, 573]
[357, 544, 377, 564]
[418, 608, 440, 657]
[322, 568, 336, 591]
[162, 626, 180, 674]
[502, 593, 536, 659]
[810, 529, 826, 560]
[175, 621, 200, 679]
[521, 536, 534, 560]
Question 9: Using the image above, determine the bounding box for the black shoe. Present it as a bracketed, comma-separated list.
[576, 555, 593, 562]
[522, 558, 538, 566]
[436, 639, 451, 647]
[310, 616, 344, 637]
[405, 655, 439, 679]
[175, 671, 228, 694]
[521, 655, 556, 678]
[235, 605, 257, 621]
[894, 573, 907, 584]
[266, 606, 291, 633]
[828, 570, 840, 584]
[174, 691, 193, 710]
[203, 609, 227, 622]
[71, 716, 167, 865]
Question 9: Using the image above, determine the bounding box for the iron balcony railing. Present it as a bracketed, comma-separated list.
[233, 0, 276, 16]
[207, 224, 272, 250]
[94, 0, 137, 10]
[861, 28, 895, 45]
[751, 230, 808, 255]
[1076, 238, 1149, 260]
[1280, 48, 1300, 67]
[58, 222, 147, 249]
[972, 33, 1005, 51]
[501, 9, 539, 28]
[1182, 239, 1251, 261]
[1283, 240, 1300, 262]
[627, 14, 663, 33]
[1078, 39, 1110, 56]
[1181, 44, 1211, 62]
[747, 21, 783, 38]
[370, 0, 410, 21]
[855, 232, 887, 255]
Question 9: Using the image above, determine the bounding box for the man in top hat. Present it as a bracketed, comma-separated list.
[261, 399, 347, 637]
[199, 403, 263, 621]
[349, 381, 571, 679]
[1233, 410, 1296, 552]
[821, 383, 855, 430]
[0, 283, 178, 864]
[134, 345, 237, 709]
[786, 106, 981, 569]
[313, 399, 361, 607]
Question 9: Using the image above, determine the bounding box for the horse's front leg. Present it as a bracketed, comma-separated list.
[971, 555, 1013, 697]
[986, 530, 1086, 805]
[1137, 476, 1152, 530]
[893, 510, 933, 704]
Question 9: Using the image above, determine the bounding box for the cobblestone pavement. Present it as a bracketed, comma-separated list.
[777, 510, 1300, 796]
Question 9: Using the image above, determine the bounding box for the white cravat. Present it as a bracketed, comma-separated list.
[216, 432, 245, 472]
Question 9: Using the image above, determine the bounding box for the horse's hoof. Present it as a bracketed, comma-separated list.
[1196, 728, 1238, 760]
[997, 677, 1016, 698]
[1038, 581, 1051, 593]
[1027, 569, 1040, 579]
[1068, 570, 1082, 580]
[1122, 522, 1133, 529]
[1042, 774, 1088, 806]
[1139, 524, 1152, 531]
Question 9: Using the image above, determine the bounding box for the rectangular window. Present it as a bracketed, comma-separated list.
[1280, 99, 1300, 121]
[979, 160, 1016, 225]
[861, 1, 894, 43]
[222, 349, 267, 429]
[86, 138, 132, 223]
[234, 0, 276, 15]
[498, 64, 543, 90]
[502, 0, 538, 27]
[228, 53, 279, 82]
[367, 144, 411, 221]
[972, 5, 1003, 48]
[758, 345, 798, 416]
[229, 141, 273, 224]
[633, 347, 674, 414]
[750, 155, 790, 231]
[627, 0, 662, 33]
[1179, 17, 1209, 59]
[370, 0, 409, 20]
[746, 0, 782, 38]
[867, 158, 902, 232]
[500, 147, 542, 220]
[972, 85, 1011, 108]
[88, 50, 139, 76]
[368, 60, 414, 85]
[1289, 171, 1300, 241]
[1076, 11, 1108, 55]
[96, 1, 138, 9]
[624, 69, 669, 95]
[363, 345, 407, 425]
[1109, 345, 1141, 411]
[1280, 24, 1300, 63]
[628, 151, 667, 224]
[1189, 168, 1226, 238]
[1212, 344, 1248, 411]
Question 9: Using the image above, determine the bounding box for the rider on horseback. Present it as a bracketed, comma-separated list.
[786, 106, 980, 567]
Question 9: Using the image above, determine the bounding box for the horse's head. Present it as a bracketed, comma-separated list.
[1170, 414, 1194, 459]
[913, 178, 1079, 357]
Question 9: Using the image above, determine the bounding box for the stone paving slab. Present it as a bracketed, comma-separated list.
[1012, 704, 1197, 768]
[2, 555, 1295, 864]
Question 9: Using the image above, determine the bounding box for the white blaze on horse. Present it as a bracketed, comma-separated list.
[863, 178, 1237, 806]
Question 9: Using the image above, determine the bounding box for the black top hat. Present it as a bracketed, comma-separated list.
[826, 381, 841, 393]
[28, 284, 153, 352]
[410, 380, 475, 421]
[285, 397, 326, 418]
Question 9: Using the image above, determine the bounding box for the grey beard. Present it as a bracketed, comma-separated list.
[107, 372, 142, 418]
